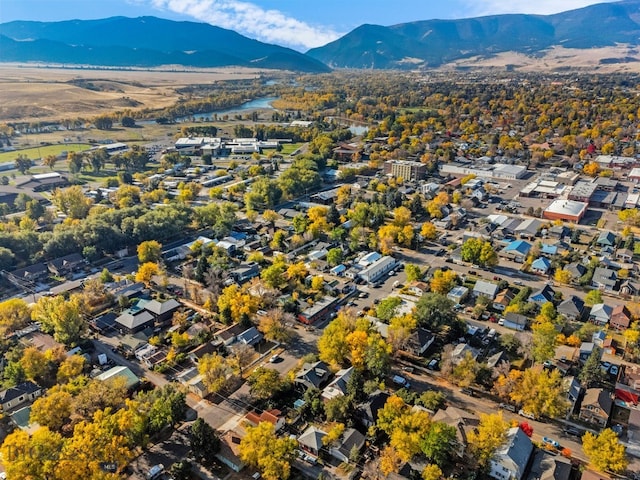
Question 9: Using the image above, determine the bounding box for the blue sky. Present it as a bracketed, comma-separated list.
[0, 0, 618, 51]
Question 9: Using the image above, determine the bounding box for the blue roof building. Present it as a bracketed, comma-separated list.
[529, 284, 555, 305]
[531, 257, 551, 275]
[501, 240, 532, 262]
[540, 244, 558, 256]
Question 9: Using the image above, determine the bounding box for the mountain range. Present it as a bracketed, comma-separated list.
[3, 2, 640, 71]
[0, 16, 330, 73]
[308, 0, 640, 69]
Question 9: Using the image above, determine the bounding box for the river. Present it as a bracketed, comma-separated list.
[175, 96, 278, 122]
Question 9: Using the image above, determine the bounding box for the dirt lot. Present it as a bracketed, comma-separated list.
[0, 64, 265, 123]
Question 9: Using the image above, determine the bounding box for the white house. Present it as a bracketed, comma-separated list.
[489, 427, 533, 480]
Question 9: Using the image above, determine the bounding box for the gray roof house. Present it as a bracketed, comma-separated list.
[322, 367, 354, 401]
[0, 381, 42, 412]
[564, 262, 586, 280]
[579, 388, 613, 427]
[528, 285, 555, 305]
[589, 303, 613, 326]
[557, 296, 586, 322]
[115, 310, 155, 334]
[144, 298, 181, 322]
[237, 326, 263, 346]
[591, 267, 618, 292]
[596, 231, 616, 247]
[489, 427, 534, 480]
[295, 361, 331, 390]
[404, 328, 435, 356]
[329, 428, 366, 464]
[298, 426, 327, 457]
[473, 280, 500, 300]
[503, 312, 528, 332]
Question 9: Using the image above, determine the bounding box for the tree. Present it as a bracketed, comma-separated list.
[380, 445, 402, 476]
[467, 412, 509, 466]
[19, 346, 48, 381]
[1, 427, 65, 479]
[376, 296, 402, 321]
[216, 284, 259, 324]
[420, 222, 437, 240]
[137, 240, 162, 263]
[422, 464, 443, 480]
[554, 269, 573, 284]
[420, 422, 456, 468]
[135, 262, 160, 286]
[51, 186, 93, 219]
[582, 428, 628, 473]
[14, 154, 31, 174]
[318, 311, 357, 366]
[94, 115, 113, 130]
[190, 418, 220, 464]
[0, 298, 31, 334]
[388, 314, 417, 352]
[405, 264, 422, 282]
[57, 354, 85, 383]
[258, 308, 294, 343]
[430, 269, 458, 294]
[583, 162, 600, 177]
[121, 116, 136, 127]
[31, 295, 86, 345]
[326, 247, 344, 266]
[248, 367, 285, 400]
[579, 346, 605, 387]
[25, 199, 44, 221]
[414, 293, 458, 332]
[198, 353, 233, 395]
[532, 321, 557, 363]
[585, 289, 603, 307]
[29, 387, 73, 431]
[238, 422, 297, 480]
[510, 368, 568, 419]
[461, 238, 497, 267]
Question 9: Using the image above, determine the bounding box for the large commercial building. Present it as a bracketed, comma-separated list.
[439, 162, 527, 180]
[384, 160, 428, 181]
[543, 200, 588, 223]
[358, 256, 398, 284]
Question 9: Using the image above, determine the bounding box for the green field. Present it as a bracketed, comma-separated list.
[0, 143, 93, 163]
[280, 142, 304, 155]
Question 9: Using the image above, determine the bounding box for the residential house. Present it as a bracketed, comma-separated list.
[589, 303, 613, 326]
[579, 342, 598, 363]
[473, 280, 500, 300]
[616, 248, 634, 263]
[115, 310, 155, 334]
[447, 286, 469, 304]
[579, 388, 613, 427]
[500, 240, 532, 263]
[298, 296, 339, 324]
[503, 312, 528, 331]
[540, 244, 558, 257]
[357, 390, 390, 428]
[230, 263, 260, 284]
[216, 430, 246, 472]
[144, 298, 181, 323]
[526, 450, 572, 480]
[591, 267, 618, 292]
[0, 381, 42, 412]
[548, 225, 569, 240]
[328, 428, 365, 464]
[298, 426, 327, 457]
[216, 323, 248, 346]
[531, 257, 551, 275]
[295, 361, 331, 390]
[10, 263, 48, 283]
[596, 231, 616, 248]
[592, 330, 607, 348]
[451, 343, 479, 365]
[557, 296, 586, 322]
[620, 279, 640, 297]
[407, 281, 429, 297]
[610, 305, 632, 330]
[322, 367, 353, 401]
[564, 262, 586, 281]
[403, 328, 435, 356]
[244, 409, 284, 431]
[486, 351, 508, 369]
[565, 376, 583, 416]
[47, 253, 85, 276]
[176, 367, 207, 397]
[528, 285, 555, 305]
[432, 406, 479, 458]
[489, 427, 534, 480]
[493, 289, 515, 312]
[515, 219, 541, 239]
[96, 366, 140, 390]
[554, 345, 579, 364]
[236, 326, 263, 346]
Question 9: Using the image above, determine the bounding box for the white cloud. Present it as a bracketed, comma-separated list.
[462, 0, 618, 16]
[145, 0, 342, 50]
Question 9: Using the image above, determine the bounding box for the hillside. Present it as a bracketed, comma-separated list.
[0, 16, 330, 73]
[307, 0, 640, 69]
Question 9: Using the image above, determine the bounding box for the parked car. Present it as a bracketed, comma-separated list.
[427, 359, 439, 370]
[498, 318, 505, 326]
[563, 427, 583, 437]
[460, 388, 477, 397]
[499, 403, 517, 412]
[518, 409, 536, 420]
[392, 375, 411, 388]
[359, 292, 369, 299]
[609, 365, 619, 376]
[542, 437, 560, 448]
[269, 354, 280, 363]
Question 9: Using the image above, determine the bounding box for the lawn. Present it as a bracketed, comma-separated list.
[279, 142, 304, 155]
[0, 143, 93, 163]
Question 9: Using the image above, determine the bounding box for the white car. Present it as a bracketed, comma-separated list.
[269, 354, 280, 363]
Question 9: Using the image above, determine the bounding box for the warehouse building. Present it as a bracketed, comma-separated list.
[543, 200, 588, 223]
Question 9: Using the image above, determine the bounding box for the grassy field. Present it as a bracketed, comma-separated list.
[280, 142, 304, 155]
[0, 143, 92, 162]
